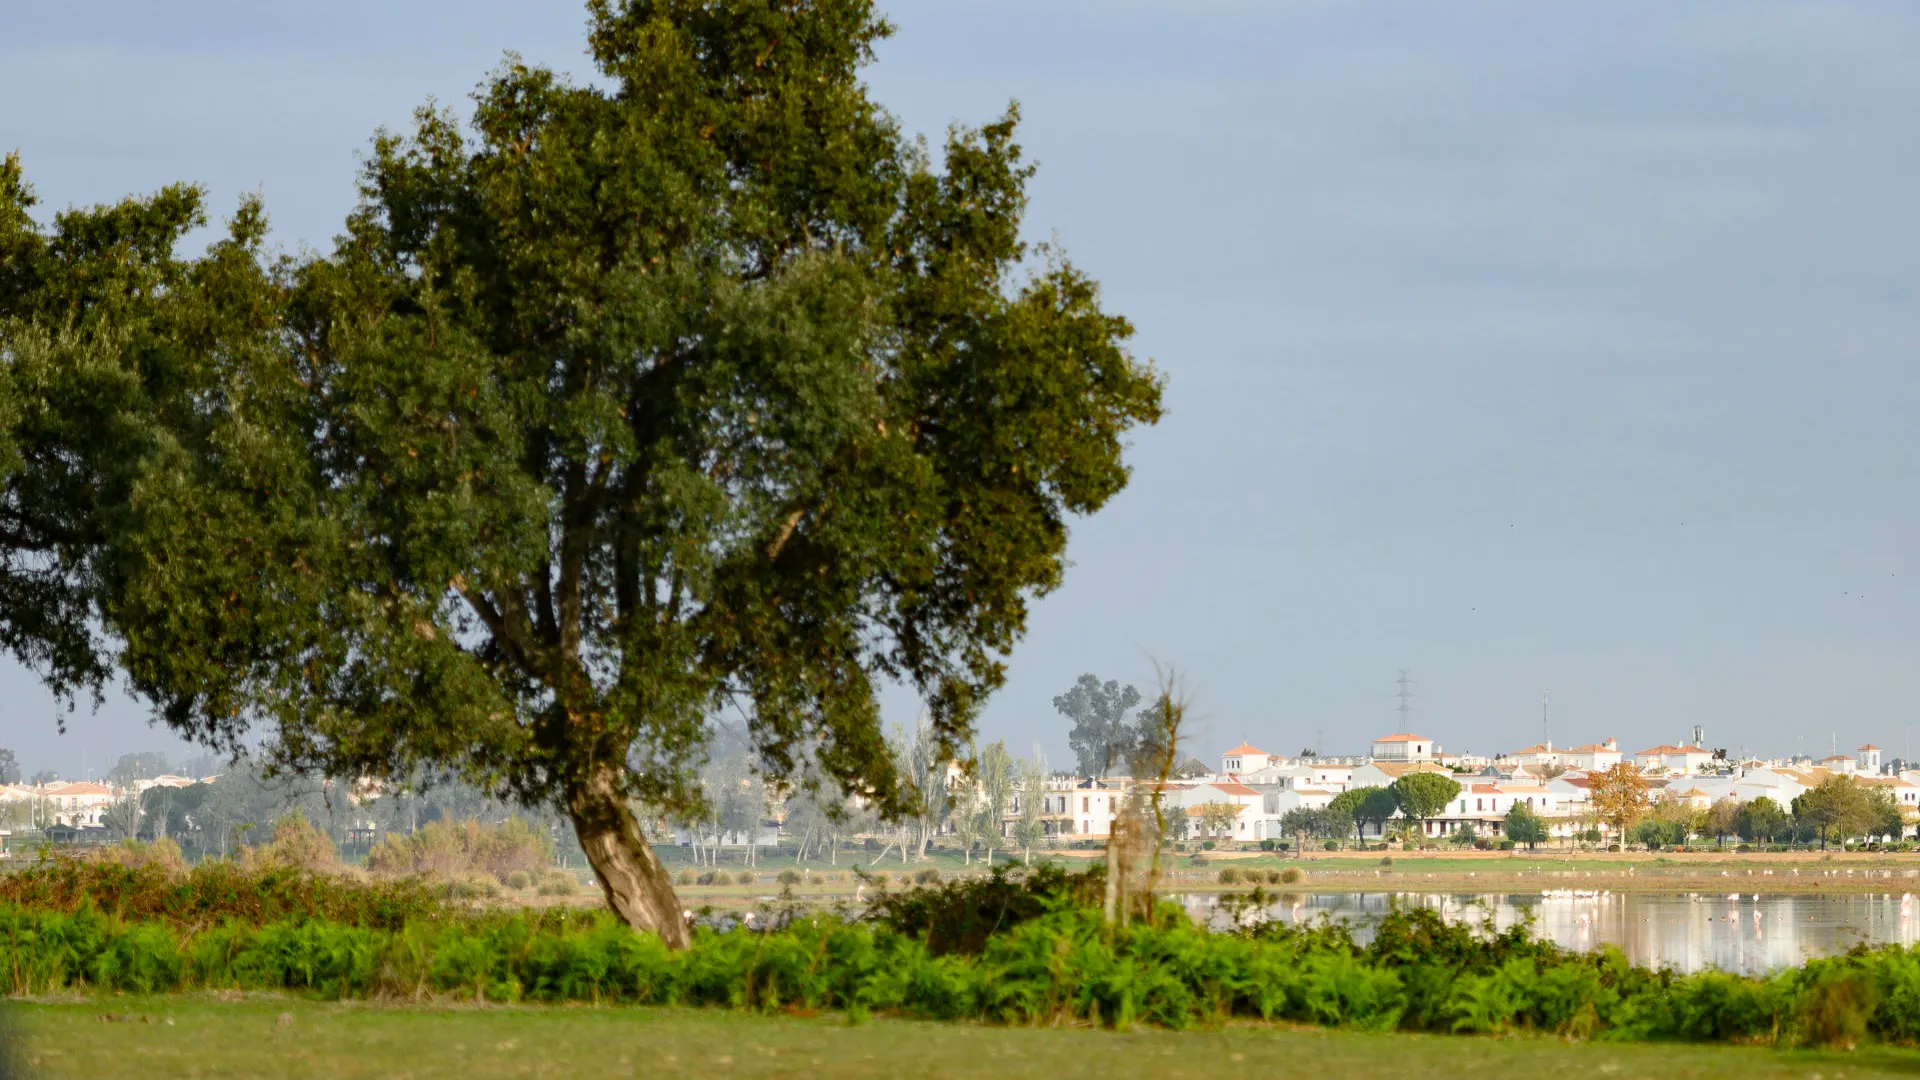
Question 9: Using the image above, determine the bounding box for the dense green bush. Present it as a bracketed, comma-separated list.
[367, 817, 553, 885]
[863, 865, 1098, 957]
[1218, 867, 1242, 885]
[0, 854, 446, 930]
[3, 897, 1918, 1048]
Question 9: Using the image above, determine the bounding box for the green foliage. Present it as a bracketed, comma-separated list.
[0, 852, 446, 929]
[1217, 867, 1241, 884]
[7, 895, 1920, 1048]
[4, 0, 1163, 923]
[1389, 774, 1461, 828]
[239, 812, 342, 873]
[861, 863, 1099, 957]
[1503, 803, 1549, 849]
[506, 871, 533, 890]
[1053, 675, 1142, 776]
[1793, 777, 1874, 849]
[367, 817, 554, 884]
[96, 837, 190, 877]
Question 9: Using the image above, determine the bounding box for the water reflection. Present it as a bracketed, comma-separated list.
[1182, 891, 1920, 975]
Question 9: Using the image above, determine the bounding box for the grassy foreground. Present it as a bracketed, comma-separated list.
[11, 997, 1920, 1080]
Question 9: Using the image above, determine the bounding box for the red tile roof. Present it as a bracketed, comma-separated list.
[50, 782, 111, 796]
[1372, 733, 1430, 743]
[1223, 743, 1267, 756]
[1209, 782, 1260, 797]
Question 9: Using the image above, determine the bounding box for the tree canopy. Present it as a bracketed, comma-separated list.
[1503, 801, 1548, 849]
[0, 0, 1162, 944]
[1792, 776, 1874, 849]
[1735, 796, 1788, 845]
[1389, 772, 1460, 836]
[1052, 674, 1144, 776]
[1589, 763, 1650, 839]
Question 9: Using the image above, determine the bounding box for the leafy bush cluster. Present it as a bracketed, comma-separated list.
[1218, 868, 1302, 886]
[0, 853, 446, 930]
[863, 865, 1100, 957]
[0, 896, 1913, 1047]
[238, 813, 343, 873]
[367, 817, 553, 885]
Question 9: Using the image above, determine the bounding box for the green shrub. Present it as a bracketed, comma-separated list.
[864, 864, 1099, 957]
[1497, 840, 1514, 851]
[1201, 841, 1216, 851]
[777, 869, 802, 886]
[445, 873, 501, 900]
[914, 867, 942, 885]
[0, 852, 446, 929]
[1279, 867, 1303, 885]
[1323, 840, 1338, 851]
[1, 898, 1911, 1047]
[676, 868, 697, 886]
[368, 817, 553, 885]
[239, 812, 343, 874]
[1264, 869, 1283, 884]
[505, 870, 532, 890]
[537, 873, 576, 897]
[96, 838, 190, 876]
[1217, 867, 1242, 884]
[10, 892, 1920, 1047]
[1189, 854, 1207, 867]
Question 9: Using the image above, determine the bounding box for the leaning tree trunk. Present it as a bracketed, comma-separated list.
[565, 765, 691, 949]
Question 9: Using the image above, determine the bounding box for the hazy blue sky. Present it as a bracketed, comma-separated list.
[5, 1, 1919, 778]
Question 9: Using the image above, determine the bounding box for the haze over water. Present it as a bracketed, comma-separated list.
[1188, 891, 1920, 975]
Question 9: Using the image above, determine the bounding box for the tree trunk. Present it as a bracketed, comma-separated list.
[565, 765, 691, 949]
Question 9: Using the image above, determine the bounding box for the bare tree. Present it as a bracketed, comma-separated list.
[1105, 664, 1192, 926]
[1013, 750, 1050, 865]
[100, 795, 142, 842]
[894, 715, 951, 862]
[976, 741, 1015, 866]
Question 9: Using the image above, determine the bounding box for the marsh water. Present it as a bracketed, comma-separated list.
[1183, 891, 1920, 975]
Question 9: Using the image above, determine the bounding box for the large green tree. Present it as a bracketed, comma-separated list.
[1502, 801, 1548, 850]
[1389, 772, 1461, 843]
[1052, 673, 1143, 776]
[1793, 776, 1873, 850]
[1735, 796, 1788, 845]
[1, 0, 1161, 945]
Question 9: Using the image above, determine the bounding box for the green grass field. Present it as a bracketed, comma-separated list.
[10, 998, 1920, 1080]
